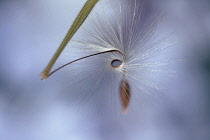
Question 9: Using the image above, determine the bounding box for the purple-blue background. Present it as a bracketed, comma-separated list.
[0, 0, 210, 140]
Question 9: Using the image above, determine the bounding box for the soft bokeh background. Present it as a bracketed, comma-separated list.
[0, 0, 210, 140]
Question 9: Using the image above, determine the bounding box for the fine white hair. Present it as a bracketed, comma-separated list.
[57, 0, 181, 114]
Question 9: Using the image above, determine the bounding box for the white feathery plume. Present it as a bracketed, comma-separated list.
[48, 0, 180, 114]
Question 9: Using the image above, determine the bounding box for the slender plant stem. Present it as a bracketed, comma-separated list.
[40, 0, 99, 79]
[47, 49, 123, 78]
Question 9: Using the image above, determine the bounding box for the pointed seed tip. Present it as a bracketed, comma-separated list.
[122, 108, 128, 114]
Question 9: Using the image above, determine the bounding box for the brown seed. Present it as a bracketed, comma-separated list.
[119, 79, 131, 113]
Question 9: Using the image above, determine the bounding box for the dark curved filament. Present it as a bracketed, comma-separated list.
[46, 49, 123, 78]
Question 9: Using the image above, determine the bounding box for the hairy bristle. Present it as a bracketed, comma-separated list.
[56, 0, 180, 113]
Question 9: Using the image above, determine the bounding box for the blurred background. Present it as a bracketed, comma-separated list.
[0, 0, 210, 140]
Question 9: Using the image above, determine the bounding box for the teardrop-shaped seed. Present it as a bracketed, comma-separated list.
[119, 79, 131, 113]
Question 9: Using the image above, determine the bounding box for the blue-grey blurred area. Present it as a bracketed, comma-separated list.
[0, 0, 210, 140]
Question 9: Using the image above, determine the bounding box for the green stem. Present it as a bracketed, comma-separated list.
[40, 0, 99, 79]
